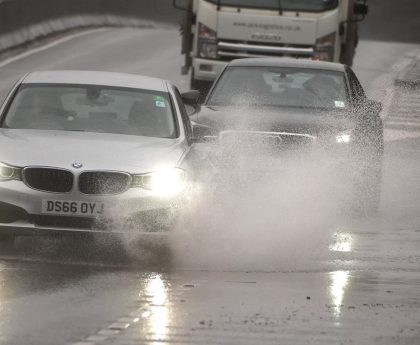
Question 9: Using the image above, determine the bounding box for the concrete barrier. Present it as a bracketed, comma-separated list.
[0, 0, 181, 53]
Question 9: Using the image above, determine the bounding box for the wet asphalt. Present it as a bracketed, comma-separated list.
[0, 20, 418, 345]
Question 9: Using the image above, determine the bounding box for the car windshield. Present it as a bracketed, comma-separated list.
[2, 84, 177, 138]
[207, 66, 348, 110]
[205, 0, 338, 12]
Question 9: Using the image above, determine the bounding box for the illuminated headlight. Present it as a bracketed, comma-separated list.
[197, 23, 218, 59]
[0, 162, 21, 181]
[314, 32, 336, 61]
[336, 132, 352, 144]
[132, 168, 186, 197]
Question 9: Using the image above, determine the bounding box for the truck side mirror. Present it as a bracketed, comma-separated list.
[353, 1, 368, 16]
[173, 0, 191, 11]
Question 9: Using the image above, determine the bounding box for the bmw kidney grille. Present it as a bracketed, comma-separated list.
[24, 168, 74, 193]
[78, 171, 131, 195]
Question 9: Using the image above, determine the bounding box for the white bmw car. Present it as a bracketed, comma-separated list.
[0, 70, 201, 237]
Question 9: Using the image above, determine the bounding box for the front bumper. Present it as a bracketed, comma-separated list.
[0, 180, 182, 235]
[193, 58, 228, 81]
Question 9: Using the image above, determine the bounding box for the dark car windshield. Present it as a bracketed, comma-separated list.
[207, 66, 348, 110]
[2, 84, 177, 138]
[205, 0, 338, 12]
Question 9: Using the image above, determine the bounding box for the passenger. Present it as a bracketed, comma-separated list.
[128, 97, 171, 137]
[9, 89, 67, 128]
[229, 70, 272, 105]
[303, 75, 340, 107]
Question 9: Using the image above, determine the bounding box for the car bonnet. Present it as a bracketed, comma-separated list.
[0, 129, 187, 173]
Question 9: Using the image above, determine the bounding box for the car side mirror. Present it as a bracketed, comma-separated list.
[182, 90, 201, 116]
[192, 122, 217, 143]
[353, 1, 368, 16]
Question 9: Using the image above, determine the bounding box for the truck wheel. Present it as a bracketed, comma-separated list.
[340, 22, 358, 66]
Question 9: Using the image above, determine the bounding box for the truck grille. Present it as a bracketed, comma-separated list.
[217, 40, 314, 61]
[24, 168, 74, 193]
[78, 171, 131, 195]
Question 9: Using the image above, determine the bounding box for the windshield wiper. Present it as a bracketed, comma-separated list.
[278, 0, 283, 15]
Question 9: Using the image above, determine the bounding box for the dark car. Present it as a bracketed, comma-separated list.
[192, 58, 384, 214]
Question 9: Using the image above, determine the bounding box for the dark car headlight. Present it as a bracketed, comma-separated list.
[131, 168, 186, 197]
[0, 162, 21, 181]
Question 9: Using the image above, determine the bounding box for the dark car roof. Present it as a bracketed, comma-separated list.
[228, 58, 346, 72]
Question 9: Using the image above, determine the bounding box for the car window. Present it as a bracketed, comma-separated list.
[207, 66, 349, 111]
[3, 84, 177, 138]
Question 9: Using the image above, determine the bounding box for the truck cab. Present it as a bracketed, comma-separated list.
[174, 0, 368, 94]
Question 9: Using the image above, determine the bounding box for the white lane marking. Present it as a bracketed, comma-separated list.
[85, 336, 108, 342]
[107, 322, 130, 330]
[67, 281, 198, 345]
[0, 28, 108, 69]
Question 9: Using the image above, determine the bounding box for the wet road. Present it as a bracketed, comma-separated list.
[0, 25, 419, 345]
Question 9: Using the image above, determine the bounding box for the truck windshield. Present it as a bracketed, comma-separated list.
[205, 0, 338, 12]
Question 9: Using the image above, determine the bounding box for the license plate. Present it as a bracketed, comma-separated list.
[42, 200, 105, 217]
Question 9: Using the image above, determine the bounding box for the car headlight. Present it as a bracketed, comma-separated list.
[336, 131, 352, 144]
[0, 162, 21, 181]
[314, 32, 336, 61]
[197, 22, 218, 59]
[132, 168, 186, 197]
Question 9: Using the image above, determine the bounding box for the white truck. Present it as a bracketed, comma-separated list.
[173, 0, 368, 94]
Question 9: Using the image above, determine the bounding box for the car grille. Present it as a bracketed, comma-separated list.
[78, 171, 131, 195]
[24, 168, 74, 193]
[277, 134, 315, 151]
[219, 131, 315, 153]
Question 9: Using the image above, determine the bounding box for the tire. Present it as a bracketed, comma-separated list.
[130, 208, 178, 233]
[130, 234, 174, 267]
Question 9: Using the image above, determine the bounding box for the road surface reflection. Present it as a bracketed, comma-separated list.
[141, 274, 169, 343]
